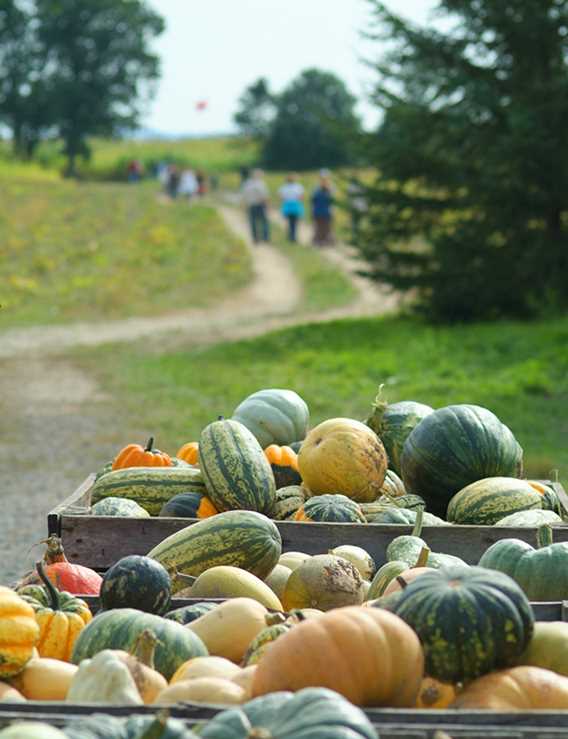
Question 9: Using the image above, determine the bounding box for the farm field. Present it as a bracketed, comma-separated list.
[77, 312, 568, 485]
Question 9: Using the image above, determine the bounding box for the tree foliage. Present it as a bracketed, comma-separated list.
[233, 77, 276, 140]
[360, 0, 568, 321]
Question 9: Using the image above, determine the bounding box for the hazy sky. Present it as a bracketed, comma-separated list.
[142, 0, 435, 136]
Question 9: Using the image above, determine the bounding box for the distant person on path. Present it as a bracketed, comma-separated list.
[166, 164, 180, 199]
[196, 170, 208, 196]
[126, 159, 143, 183]
[242, 168, 270, 244]
[179, 168, 198, 199]
[347, 176, 367, 244]
[239, 166, 250, 185]
[279, 173, 305, 243]
[311, 175, 335, 246]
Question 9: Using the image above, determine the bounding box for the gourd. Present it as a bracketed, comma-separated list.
[63, 713, 198, 739]
[0, 587, 39, 678]
[252, 606, 424, 707]
[180, 565, 283, 610]
[66, 649, 143, 704]
[365, 387, 434, 476]
[99, 555, 171, 615]
[328, 545, 376, 581]
[264, 444, 302, 488]
[200, 687, 377, 739]
[282, 555, 366, 612]
[187, 598, 269, 664]
[0, 682, 25, 702]
[385, 508, 466, 570]
[415, 677, 456, 709]
[159, 492, 218, 519]
[170, 656, 242, 684]
[495, 509, 563, 527]
[156, 677, 247, 706]
[278, 551, 310, 571]
[379, 469, 407, 497]
[199, 418, 277, 515]
[273, 485, 305, 520]
[264, 564, 291, 600]
[0, 725, 67, 739]
[176, 441, 199, 465]
[165, 602, 218, 625]
[298, 418, 388, 503]
[451, 665, 568, 710]
[148, 510, 282, 591]
[367, 506, 447, 526]
[113, 629, 168, 703]
[400, 404, 523, 518]
[379, 547, 432, 597]
[390, 565, 534, 683]
[112, 436, 173, 469]
[478, 524, 568, 600]
[9, 658, 77, 701]
[447, 477, 550, 525]
[294, 494, 366, 523]
[515, 622, 568, 677]
[91, 497, 150, 518]
[232, 388, 310, 448]
[240, 612, 296, 667]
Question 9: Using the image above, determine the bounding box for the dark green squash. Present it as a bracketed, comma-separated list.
[447, 477, 546, 525]
[401, 404, 523, 518]
[165, 601, 218, 625]
[159, 491, 218, 519]
[385, 508, 466, 569]
[274, 485, 305, 520]
[390, 566, 534, 683]
[294, 494, 366, 523]
[200, 686, 377, 739]
[71, 607, 207, 680]
[100, 555, 171, 615]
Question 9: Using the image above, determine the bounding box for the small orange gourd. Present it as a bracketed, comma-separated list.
[112, 436, 173, 470]
[264, 445, 301, 488]
[415, 676, 457, 709]
[176, 441, 199, 465]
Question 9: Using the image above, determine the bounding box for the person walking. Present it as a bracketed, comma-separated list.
[166, 164, 180, 199]
[242, 168, 271, 244]
[278, 173, 304, 243]
[347, 176, 367, 244]
[311, 175, 334, 246]
[179, 168, 198, 200]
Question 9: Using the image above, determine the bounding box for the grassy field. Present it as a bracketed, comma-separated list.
[0, 178, 253, 329]
[79, 313, 568, 484]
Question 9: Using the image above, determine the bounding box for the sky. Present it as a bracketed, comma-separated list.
[142, 0, 436, 137]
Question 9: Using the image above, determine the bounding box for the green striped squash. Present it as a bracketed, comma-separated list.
[199, 418, 276, 515]
[379, 469, 407, 498]
[447, 477, 545, 525]
[91, 497, 150, 518]
[165, 601, 218, 625]
[390, 566, 534, 683]
[71, 607, 208, 680]
[90, 466, 206, 516]
[495, 509, 562, 527]
[295, 494, 366, 523]
[147, 510, 282, 591]
[369, 507, 448, 526]
[274, 485, 306, 520]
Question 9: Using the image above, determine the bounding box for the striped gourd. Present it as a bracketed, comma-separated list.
[199, 418, 276, 515]
[90, 466, 206, 516]
[91, 497, 150, 518]
[447, 477, 546, 526]
[147, 510, 282, 590]
[274, 486, 306, 520]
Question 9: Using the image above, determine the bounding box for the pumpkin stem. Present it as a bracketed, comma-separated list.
[40, 535, 68, 565]
[172, 568, 197, 588]
[365, 383, 388, 435]
[131, 628, 159, 669]
[35, 560, 61, 611]
[537, 524, 554, 548]
[144, 437, 155, 452]
[415, 545, 431, 568]
[411, 506, 425, 538]
[264, 612, 287, 627]
[217, 415, 225, 421]
[138, 709, 171, 739]
[395, 575, 409, 589]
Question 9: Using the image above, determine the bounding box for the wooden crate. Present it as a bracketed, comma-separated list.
[47, 475, 568, 571]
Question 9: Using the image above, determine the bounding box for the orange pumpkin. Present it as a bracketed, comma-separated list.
[176, 441, 199, 465]
[415, 676, 457, 709]
[451, 666, 568, 710]
[112, 436, 172, 470]
[264, 445, 301, 488]
[252, 605, 424, 707]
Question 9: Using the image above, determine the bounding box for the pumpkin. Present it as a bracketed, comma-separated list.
[9, 657, 77, 701]
[478, 524, 568, 600]
[495, 509, 563, 526]
[71, 608, 208, 680]
[165, 602, 218, 625]
[232, 388, 310, 448]
[365, 387, 434, 476]
[100, 555, 171, 615]
[156, 677, 247, 706]
[176, 441, 199, 465]
[159, 491, 218, 519]
[447, 477, 549, 525]
[112, 436, 173, 470]
[252, 606, 423, 706]
[91, 497, 150, 518]
[451, 665, 568, 710]
[0, 725, 67, 738]
[328, 545, 376, 581]
[278, 551, 311, 571]
[181, 565, 283, 610]
[282, 554, 365, 611]
[390, 565, 534, 683]
[264, 444, 302, 488]
[170, 656, 242, 684]
[273, 485, 306, 520]
[200, 687, 377, 739]
[298, 418, 387, 503]
[0, 587, 39, 678]
[401, 404, 523, 518]
[64, 713, 198, 739]
[415, 676, 457, 709]
[17, 536, 102, 596]
[23, 561, 91, 662]
[264, 564, 291, 600]
[294, 494, 366, 523]
[0, 682, 25, 702]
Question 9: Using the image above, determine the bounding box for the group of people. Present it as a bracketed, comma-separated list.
[156, 162, 215, 200]
[241, 168, 366, 247]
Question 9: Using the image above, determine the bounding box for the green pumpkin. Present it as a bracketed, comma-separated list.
[365, 389, 434, 476]
[447, 477, 547, 525]
[390, 566, 534, 683]
[367, 546, 431, 600]
[159, 491, 218, 519]
[401, 404, 523, 518]
[91, 497, 151, 518]
[515, 621, 568, 676]
[232, 388, 310, 449]
[99, 555, 171, 615]
[369, 507, 447, 526]
[495, 509, 562, 527]
[296, 494, 366, 523]
[71, 607, 207, 680]
[386, 508, 466, 569]
[165, 601, 218, 625]
[64, 713, 198, 739]
[478, 524, 568, 600]
[200, 687, 376, 739]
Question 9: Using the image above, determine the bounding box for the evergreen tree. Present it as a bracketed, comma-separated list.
[360, 1, 568, 321]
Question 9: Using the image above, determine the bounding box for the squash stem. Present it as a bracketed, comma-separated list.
[144, 436, 155, 452]
[365, 383, 388, 434]
[415, 546, 431, 568]
[35, 560, 61, 611]
[131, 628, 159, 669]
[537, 524, 554, 548]
[411, 506, 425, 538]
[40, 535, 68, 565]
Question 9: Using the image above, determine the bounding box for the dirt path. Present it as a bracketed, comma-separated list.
[0, 203, 397, 584]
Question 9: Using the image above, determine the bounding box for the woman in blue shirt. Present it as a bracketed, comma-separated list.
[311, 176, 335, 246]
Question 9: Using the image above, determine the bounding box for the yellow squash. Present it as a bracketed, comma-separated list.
[0, 587, 39, 678]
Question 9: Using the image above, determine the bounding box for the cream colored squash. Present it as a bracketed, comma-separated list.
[170, 656, 242, 685]
[264, 564, 291, 600]
[278, 552, 311, 571]
[10, 658, 77, 701]
[155, 677, 246, 706]
[0, 681, 25, 703]
[328, 545, 376, 581]
[188, 566, 283, 610]
[231, 665, 257, 700]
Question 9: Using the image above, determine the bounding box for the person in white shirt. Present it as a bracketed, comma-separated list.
[279, 174, 305, 243]
[241, 169, 270, 244]
[179, 168, 198, 199]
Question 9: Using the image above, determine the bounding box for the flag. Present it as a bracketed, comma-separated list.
[195, 100, 208, 111]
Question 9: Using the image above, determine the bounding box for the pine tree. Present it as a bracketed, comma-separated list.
[360, 0, 568, 321]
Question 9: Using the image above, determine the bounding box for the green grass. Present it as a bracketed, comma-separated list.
[0, 179, 252, 329]
[79, 313, 568, 484]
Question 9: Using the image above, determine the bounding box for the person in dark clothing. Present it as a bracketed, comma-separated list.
[166, 164, 180, 199]
[311, 176, 334, 246]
